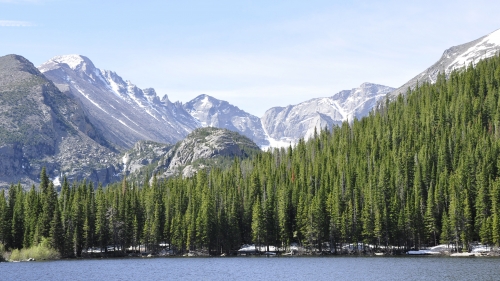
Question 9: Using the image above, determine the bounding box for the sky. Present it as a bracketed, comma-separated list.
[1, 0, 500, 116]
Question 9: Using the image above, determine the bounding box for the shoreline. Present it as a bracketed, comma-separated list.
[3, 250, 499, 262]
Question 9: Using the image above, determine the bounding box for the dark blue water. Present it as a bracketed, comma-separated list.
[1, 256, 499, 281]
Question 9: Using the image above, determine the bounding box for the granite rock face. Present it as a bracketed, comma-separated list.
[120, 140, 173, 177]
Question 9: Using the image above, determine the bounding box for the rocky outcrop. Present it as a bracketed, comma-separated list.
[121, 127, 260, 180]
[157, 127, 260, 178]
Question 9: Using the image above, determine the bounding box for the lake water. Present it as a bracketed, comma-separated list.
[1, 256, 499, 280]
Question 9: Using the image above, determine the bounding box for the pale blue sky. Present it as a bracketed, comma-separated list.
[1, 0, 500, 116]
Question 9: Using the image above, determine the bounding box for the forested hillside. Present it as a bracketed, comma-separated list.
[3, 55, 500, 257]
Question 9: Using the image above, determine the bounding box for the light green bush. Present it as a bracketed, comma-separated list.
[8, 238, 60, 261]
[0, 243, 6, 261]
[9, 249, 20, 261]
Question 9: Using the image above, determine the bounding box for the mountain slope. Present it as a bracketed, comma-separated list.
[184, 94, 269, 147]
[261, 82, 394, 146]
[0, 54, 119, 188]
[39, 55, 199, 149]
[389, 28, 500, 98]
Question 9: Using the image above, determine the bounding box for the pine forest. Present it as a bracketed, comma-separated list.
[3, 55, 500, 257]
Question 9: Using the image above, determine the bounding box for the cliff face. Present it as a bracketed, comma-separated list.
[0, 54, 119, 188]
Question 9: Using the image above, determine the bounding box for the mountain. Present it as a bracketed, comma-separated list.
[39, 55, 199, 149]
[261, 82, 394, 146]
[183, 94, 269, 147]
[38, 55, 270, 149]
[121, 127, 260, 180]
[0, 54, 119, 188]
[389, 28, 500, 98]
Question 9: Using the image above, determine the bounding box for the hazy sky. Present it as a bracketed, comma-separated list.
[1, 0, 500, 116]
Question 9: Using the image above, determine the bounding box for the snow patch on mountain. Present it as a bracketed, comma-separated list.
[260, 125, 293, 150]
[73, 84, 109, 114]
[40, 54, 88, 71]
[447, 29, 500, 74]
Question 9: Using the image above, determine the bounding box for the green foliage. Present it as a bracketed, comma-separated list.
[0, 243, 6, 261]
[7, 237, 60, 261]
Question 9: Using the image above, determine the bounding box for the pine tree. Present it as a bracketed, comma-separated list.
[251, 197, 263, 249]
[50, 200, 64, 254]
[0, 189, 7, 245]
[11, 185, 24, 249]
[39, 172, 57, 239]
[23, 185, 39, 248]
[95, 185, 109, 252]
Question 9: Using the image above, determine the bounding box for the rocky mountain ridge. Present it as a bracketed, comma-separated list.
[4, 28, 500, 188]
[39, 55, 199, 148]
[261, 82, 394, 147]
[38, 55, 397, 149]
[0, 54, 265, 188]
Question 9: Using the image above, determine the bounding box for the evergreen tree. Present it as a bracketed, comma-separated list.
[0, 190, 7, 245]
[50, 200, 64, 254]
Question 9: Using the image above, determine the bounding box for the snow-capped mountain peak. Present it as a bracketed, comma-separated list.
[39, 55, 199, 148]
[39, 55, 394, 150]
[40, 54, 94, 72]
[390, 28, 500, 98]
[188, 94, 225, 110]
[446, 28, 500, 74]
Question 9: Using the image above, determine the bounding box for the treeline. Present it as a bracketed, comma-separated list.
[3, 55, 500, 256]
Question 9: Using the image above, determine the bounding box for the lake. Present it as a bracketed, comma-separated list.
[1, 256, 499, 280]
